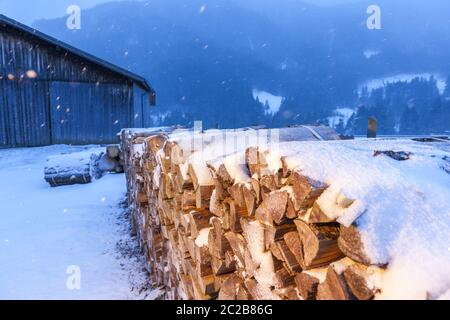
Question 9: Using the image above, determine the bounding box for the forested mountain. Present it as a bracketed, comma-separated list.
[33, 0, 450, 133]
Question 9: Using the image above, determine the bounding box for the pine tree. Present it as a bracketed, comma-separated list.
[444, 76, 450, 98]
[400, 105, 420, 135]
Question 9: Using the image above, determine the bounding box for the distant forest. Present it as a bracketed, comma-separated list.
[35, 0, 450, 135]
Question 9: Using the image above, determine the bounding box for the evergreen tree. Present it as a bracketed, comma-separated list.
[400, 106, 420, 135]
[444, 76, 450, 98]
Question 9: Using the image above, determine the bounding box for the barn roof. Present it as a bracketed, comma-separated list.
[0, 14, 155, 94]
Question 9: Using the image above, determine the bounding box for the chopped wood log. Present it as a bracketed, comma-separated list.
[208, 217, 232, 259]
[264, 222, 297, 251]
[218, 274, 243, 300]
[196, 185, 215, 209]
[226, 199, 248, 233]
[284, 287, 302, 300]
[283, 232, 305, 270]
[144, 134, 167, 156]
[317, 266, 355, 300]
[211, 255, 236, 275]
[250, 178, 262, 204]
[229, 183, 245, 208]
[216, 164, 234, 188]
[298, 202, 335, 224]
[224, 231, 246, 269]
[338, 224, 372, 266]
[295, 220, 344, 268]
[343, 264, 381, 300]
[255, 190, 288, 226]
[213, 176, 230, 201]
[242, 183, 257, 216]
[245, 146, 279, 179]
[271, 239, 302, 274]
[274, 267, 296, 289]
[182, 190, 197, 211]
[286, 171, 327, 212]
[236, 284, 252, 300]
[209, 190, 226, 218]
[295, 273, 320, 300]
[174, 164, 194, 193]
[244, 279, 281, 300]
[188, 210, 211, 239]
[260, 174, 280, 192]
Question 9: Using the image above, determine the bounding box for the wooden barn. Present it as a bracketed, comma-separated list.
[0, 14, 156, 148]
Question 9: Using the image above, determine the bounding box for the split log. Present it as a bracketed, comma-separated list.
[188, 210, 211, 239]
[343, 264, 381, 300]
[196, 185, 215, 209]
[255, 190, 288, 226]
[242, 183, 257, 216]
[208, 218, 232, 259]
[274, 267, 296, 289]
[182, 190, 197, 211]
[283, 232, 305, 270]
[218, 274, 243, 300]
[295, 273, 320, 300]
[317, 266, 355, 300]
[264, 222, 297, 251]
[295, 220, 344, 268]
[271, 238, 302, 275]
[286, 171, 327, 213]
[338, 224, 372, 266]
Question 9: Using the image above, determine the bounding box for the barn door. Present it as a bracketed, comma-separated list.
[0, 79, 51, 148]
[49, 82, 130, 145]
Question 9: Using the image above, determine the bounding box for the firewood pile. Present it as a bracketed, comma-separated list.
[120, 126, 383, 300]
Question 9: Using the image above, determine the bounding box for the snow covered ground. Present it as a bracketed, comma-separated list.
[0, 145, 155, 300]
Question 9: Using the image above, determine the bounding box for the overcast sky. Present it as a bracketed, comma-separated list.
[0, 0, 362, 25]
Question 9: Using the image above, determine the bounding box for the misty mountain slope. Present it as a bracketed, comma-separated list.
[34, 0, 450, 131]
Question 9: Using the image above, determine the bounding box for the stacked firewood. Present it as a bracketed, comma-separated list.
[120, 127, 383, 300]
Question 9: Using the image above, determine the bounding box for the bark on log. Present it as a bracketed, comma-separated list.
[338, 224, 372, 266]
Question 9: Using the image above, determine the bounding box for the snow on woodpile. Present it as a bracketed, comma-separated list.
[269, 139, 450, 299]
[120, 126, 450, 301]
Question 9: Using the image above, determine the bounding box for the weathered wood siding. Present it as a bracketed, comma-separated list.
[50, 82, 132, 145]
[0, 78, 51, 147]
[0, 23, 138, 147]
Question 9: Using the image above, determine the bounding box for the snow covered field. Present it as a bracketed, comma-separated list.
[0, 145, 154, 300]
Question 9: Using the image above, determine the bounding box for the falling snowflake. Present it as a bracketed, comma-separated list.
[199, 5, 206, 14]
[134, 113, 139, 119]
[66, 108, 71, 113]
[56, 105, 61, 110]
[26, 69, 38, 79]
[114, 120, 119, 125]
